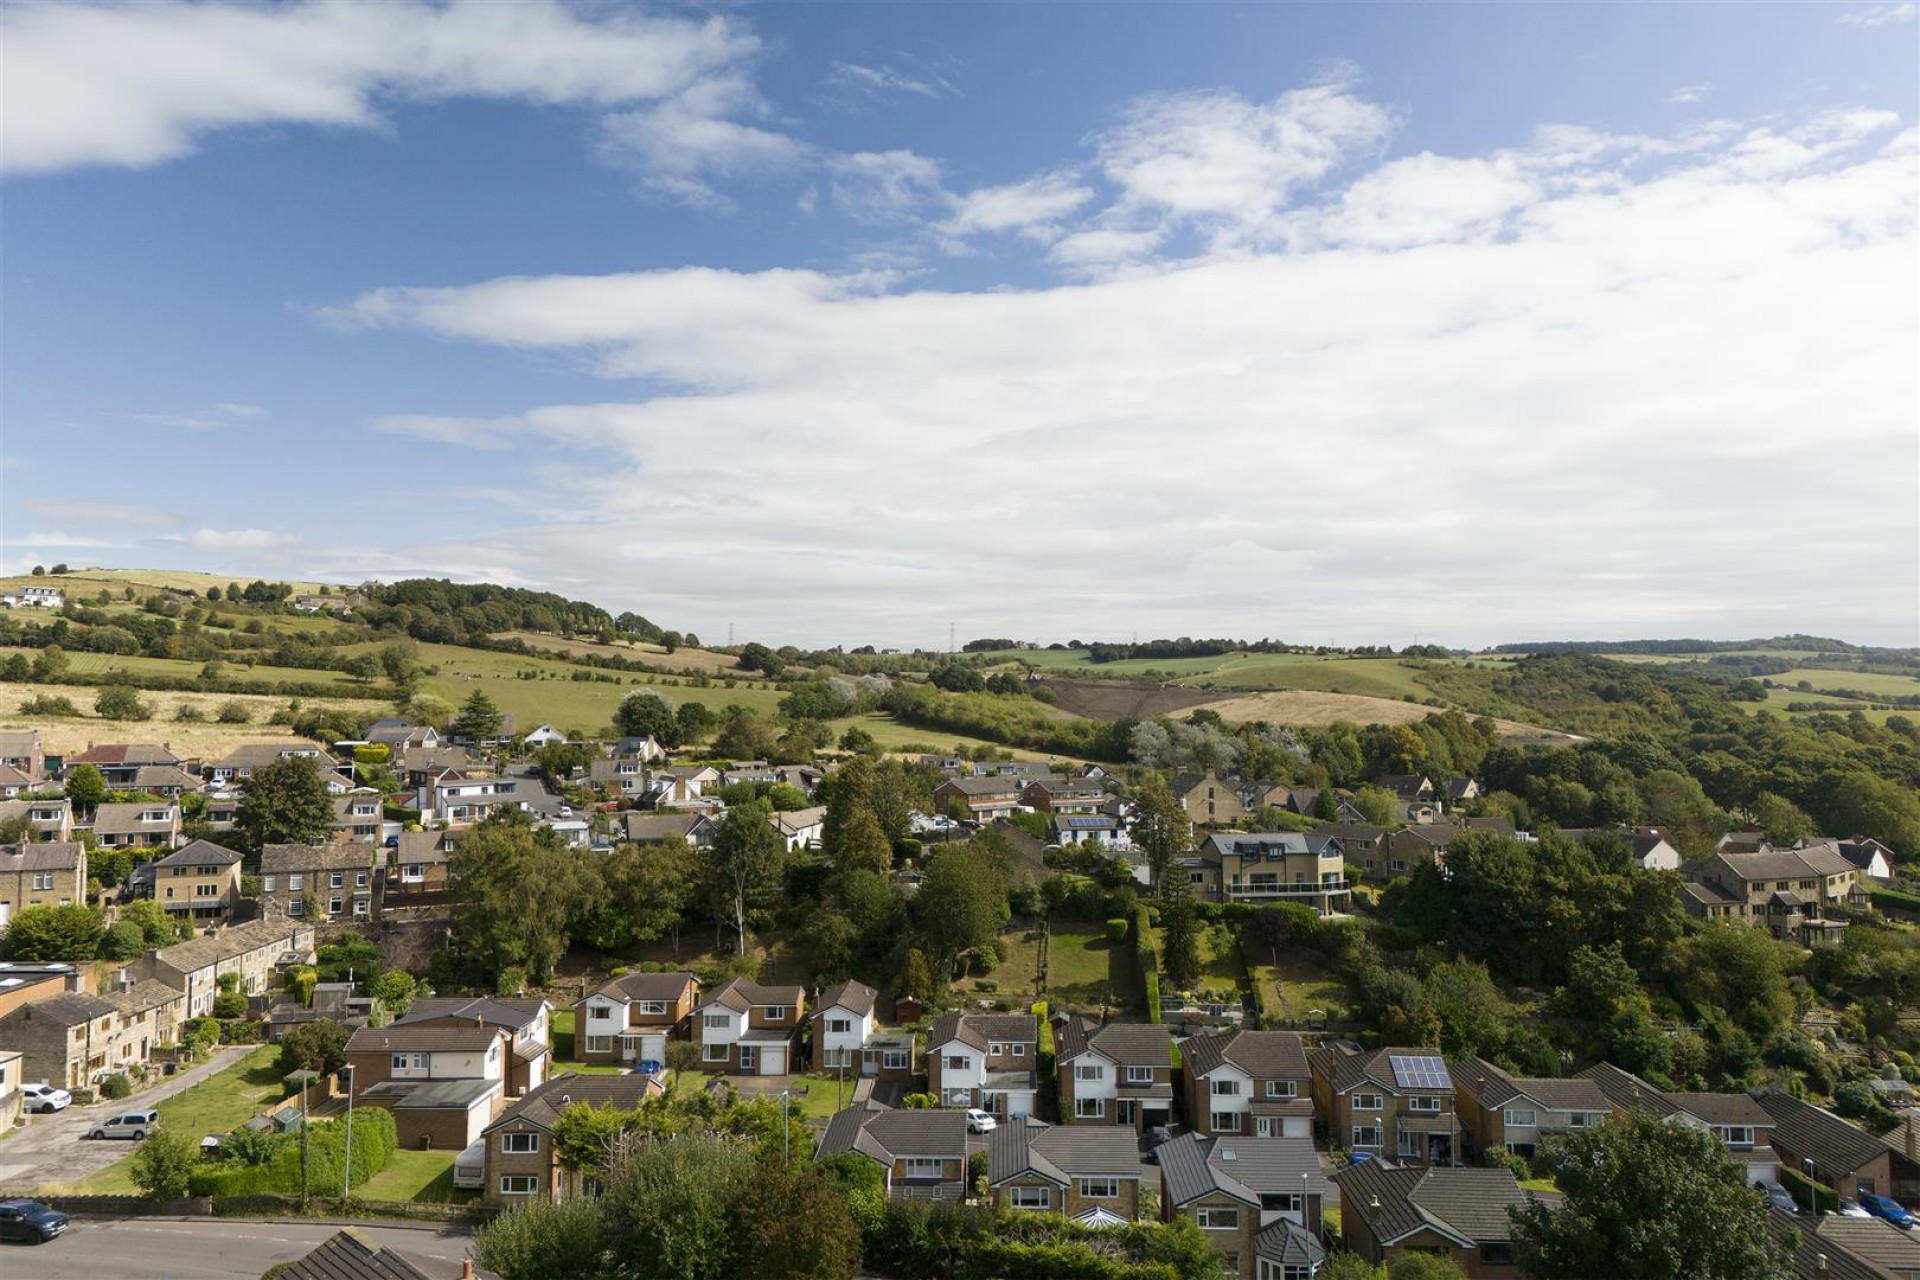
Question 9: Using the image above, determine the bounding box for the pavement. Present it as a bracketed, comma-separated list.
[4, 1215, 474, 1279]
[0, 1046, 251, 1192]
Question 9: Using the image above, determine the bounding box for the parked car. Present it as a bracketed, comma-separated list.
[1755, 1180, 1797, 1213]
[964, 1109, 998, 1133]
[19, 1084, 70, 1114]
[1142, 1126, 1174, 1164]
[1837, 1198, 1874, 1219]
[0, 1199, 67, 1244]
[85, 1111, 159, 1141]
[1860, 1193, 1917, 1229]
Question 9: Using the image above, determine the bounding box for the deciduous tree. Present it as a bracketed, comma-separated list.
[235, 755, 334, 851]
[707, 802, 786, 955]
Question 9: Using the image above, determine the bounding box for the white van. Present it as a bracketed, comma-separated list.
[86, 1110, 159, 1141]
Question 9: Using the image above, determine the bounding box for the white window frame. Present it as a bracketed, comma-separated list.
[1351, 1125, 1382, 1148]
[1211, 1110, 1240, 1133]
[500, 1132, 539, 1154]
[944, 1054, 971, 1072]
[1074, 1096, 1105, 1119]
[1009, 1185, 1051, 1210]
[1079, 1177, 1119, 1199]
[1210, 1078, 1241, 1097]
[1074, 1063, 1104, 1081]
[1398, 1130, 1423, 1158]
[328, 897, 343, 916]
[1125, 1066, 1154, 1085]
[828, 1018, 853, 1035]
[330, 872, 344, 889]
[1352, 1092, 1383, 1112]
[703, 1013, 732, 1031]
[1503, 1108, 1538, 1128]
[1408, 1095, 1442, 1114]
[1196, 1207, 1239, 1230]
[882, 1050, 909, 1070]
[498, 1175, 537, 1195]
[637, 1000, 668, 1015]
[702, 1043, 729, 1062]
[1265, 1079, 1295, 1097]
[904, 1158, 944, 1179]
[588, 1005, 616, 1023]
[761, 1005, 789, 1020]
[1011, 1042, 1027, 1057]
[584, 1035, 613, 1054]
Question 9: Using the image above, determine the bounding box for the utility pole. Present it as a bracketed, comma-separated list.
[300, 1075, 309, 1205]
[342, 1064, 356, 1204]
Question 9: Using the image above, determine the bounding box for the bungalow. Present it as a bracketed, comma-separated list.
[260, 843, 379, 922]
[1759, 1091, 1916, 1204]
[588, 757, 651, 800]
[816, 1105, 970, 1203]
[1451, 1055, 1612, 1160]
[1172, 771, 1246, 827]
[927, 1011, 1039, 1118]
[0, 765, 34, 799]
[1334, 1161, 1550, 1280]
[0, 730, 45, 783]
[574, 970, 700, 1068]
[772, 805, 827, 852]
[1557, 826, 1682, 872]
[608, 736, 665, 763]
[87, 802, 182, 850]
[520, 724, 567, 748]
[128, 765, 205, 798]
[367, 721, 440, 753]
[1157, 1132, 1330, 1280]
[1180, 1030, 1315, 1139]
[482, 1071, 664, 1204]
[1833, 837, 1897, 882]
[1056, 1017, 1174, 1132]
[932, 775, 1025, 824]
[990, 1121, 1150, 1225]
[693, 978, 805, 1076]
[1308, 1045, 1459, 1166]
[147, 839, 245, 924]
[127, 917, 316, 1019]
[0, 841, 87, 927]
[810, 979, 879, 1072]
[66, 743, 183, 788]
[617, 812, 716, 848]
[393, 997, 552, 1094]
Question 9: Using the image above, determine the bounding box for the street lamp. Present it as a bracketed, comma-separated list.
[1804, 1158, 1818, 1216]
[342, 1063, 356, 1203]
[780, 1090, 792, 1161]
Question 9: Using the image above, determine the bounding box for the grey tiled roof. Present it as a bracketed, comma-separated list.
[814, 980, 879, 1019]
[989, 1122, 1143, 1187]
[1059, 1018, 1170, 1066]
[0, 841, 83, 873]
[816, 1105, 968, 1164]
[261, 843, 377, 873]
[1666, 1091, 1773, 1130]
[587, 971, 700, 1003]
[346, 1026, 506, 1054]
[483, 1071, 662, 1135]
[1335, 1162, 1550, 1247]
[1575, 1062, 1682, 1119]
[9, 990, 118, 1026]
[153, 919, 310, 973]
[1158, 1133, 1327, 1207]
[929, 1011, 1037, 1052]
[278, 1226, 499, 1280]
[1758, 1091, 1897, 1176]
[1181, 1029, 1309, 1081]
[393, 997, 548, 1033]
[151, 838, 243, 869]
[697, 977, 804, 1014]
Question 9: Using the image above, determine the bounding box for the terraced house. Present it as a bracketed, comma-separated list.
[1157, 1133, 1329, 1280]
[147, 839, 245, 924]
[1308, 1046, 1459, 1166]
[927, 1011, 1039, 1117]
[693, 978, 805, 1075]
[0, 977, 185, 1090]
[1056, 1017, 1174, 1131]
[1681, 845, 1865, 944]
[574, 971, 700, 1068]
[1180, 1030, 1316, 1138]
[129, 917, 316, 1019]
[989, 1122, 1149, 1226]
[0, 841, 86, 928]
[260, 843, 379, 921]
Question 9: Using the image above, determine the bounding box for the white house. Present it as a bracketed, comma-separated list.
[1048, 813, 1128, 849]
[810, 980, 878, 1071]
[417, 772, 520, 826]
[926, 1012, 1038, 1118]
[522, 724, 567, 748]
[773, 806, 827, 852]
[2, 586, 64, 609]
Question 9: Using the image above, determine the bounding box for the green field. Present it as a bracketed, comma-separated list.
[57, 650, 366, 689]
[824, 712, 1065, 761]
[1192, 655, 1433, 699]
[1769, 668, 1920, 698]
[62, 1046, 286, 1194]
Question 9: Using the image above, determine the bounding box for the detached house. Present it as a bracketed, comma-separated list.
[810, 979, 879, 1072]
[1021, 777, 1106, 815]
[147, 839, 245, 924]
[1558, 825, 1682, 872]
[693, 978, 805, 1075]
[127, 765, 204, 798]
[617, 812, 716, 848]
[927, 1011, 1039, 1118]
[88, 802, 182, 850]
[1577, 1062, 1780, 1183]
[1049, 813, 1128, 848]
[208, 744, 326, 788]
[417, 772, 520, 826]
[816, 1105, 970, 1203]
[1198, 832, 1351, 915]
[0, 730, 45, 783]
[1759, 1091, 1915, 1204]
[68, 743, 183, 788]
[588, 757, 650, 801]
[393, 997, 552, 1094]
[0, 842, 87, 927]
[1335, 1161, 1550, 1280]
[932, 775, 1025, 823]
[1056, 1018, 1174, 1131]
[1452, 1055, 1612, 1160]
[0, 798, 74, 843]
[346, 1024, 510, 1151]
[482, 1071, 664, 1204]
[1181, 1030, 1315, 1138]
[1157, 1133, 1330, 1280]
[772, 806, 827, 852]
[1308, 1045, 1459, 1166]
[1172, 771, 1246, 827]
[574, 971, 700, 1068]
[990, 1122, 1150, 1226]
[260, 843, 379, 921]
[1683, 845, 1864, 944]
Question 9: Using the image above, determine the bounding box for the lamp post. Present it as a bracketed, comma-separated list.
[1804, 1157, 1818, 1215]
[342, 1063, 356, 1203]
[780, 1090, 792, 1161]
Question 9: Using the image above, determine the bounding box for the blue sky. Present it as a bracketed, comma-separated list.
[3, 1, 1915, 649]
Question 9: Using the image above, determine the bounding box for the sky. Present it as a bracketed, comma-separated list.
[2, 1, 1916, 652]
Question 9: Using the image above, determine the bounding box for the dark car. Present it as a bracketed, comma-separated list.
[0, 1199, 68, 1244]
[1142, 1126, 1173, 1163]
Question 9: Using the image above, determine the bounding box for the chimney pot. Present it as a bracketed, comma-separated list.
[462, 1260, 475, 1280]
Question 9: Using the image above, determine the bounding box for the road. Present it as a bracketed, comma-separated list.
[4, 1215, 475, 1279]
[0, 1047, 250, 1191]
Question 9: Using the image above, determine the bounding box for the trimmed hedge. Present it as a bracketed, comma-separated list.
[1871, 887, 1920, 915]
[1779, 1163, 1839, 1213]
[188, 1111, 397, 1198]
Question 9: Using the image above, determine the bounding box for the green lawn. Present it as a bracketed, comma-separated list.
[57, 650, 364, 689]
[1246, 941, 1348, 1028]
[64, 1046, 286, 1193]
[956, 923, 1117, 1006]
[358, 1148, 468, 1203]
[786, 1073, 864, 1121]
[548, 1009, 635, 1075]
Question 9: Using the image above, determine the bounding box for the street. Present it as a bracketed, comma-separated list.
[2, 1216, 475, 1279]
[0, 1048, 250, 1192]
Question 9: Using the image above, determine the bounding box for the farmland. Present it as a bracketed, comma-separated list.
[493, 631, 763, 679]
[0, 682, 367, 758]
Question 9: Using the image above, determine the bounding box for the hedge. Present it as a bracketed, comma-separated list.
[190, 1111, 397, 1198]
[1779, 1163, 1838, 1213]
[1871, 887, 1920, 915]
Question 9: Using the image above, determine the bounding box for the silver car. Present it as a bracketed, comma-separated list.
[86, 1110, 159, 1141]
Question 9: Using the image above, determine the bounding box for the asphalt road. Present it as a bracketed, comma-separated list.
[3, 1216, 475, 1279]
[0, 1047, 251, 1192]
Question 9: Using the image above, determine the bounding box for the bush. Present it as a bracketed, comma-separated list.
[1106, 917, 1128, 943]
[100, 1072, 133, 1100]
[216, 700, 253, 724]
[18, 694, 81, 716]
[173, 705, 206, 723]
[1480, 1145, 1530, 1179]
[95, 684, 154, 721]
[212, 990, 249, 1019]
[496, 966, 528, 997]
[1780, 1163, 1838, 1213]
[131, 1127, 199, 1200]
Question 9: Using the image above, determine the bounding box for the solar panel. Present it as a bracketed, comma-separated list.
[1389, 1054, 1451, 1090]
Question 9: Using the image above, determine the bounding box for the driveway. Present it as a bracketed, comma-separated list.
[0, 1046, 250, 1191]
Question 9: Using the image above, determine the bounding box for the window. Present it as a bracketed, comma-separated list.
[1398, 1130, 1422, 1158]
[1074, 1097, 1105, 1119]
[262, 875, 276, 892]
[501, 1132, 539, 1154]
[1503, 1109, 1538, 1127]
[1408, 1095, 1442, 1113]
[1011, 1043, 1027, 1058]
[990, 1042, 1006, 1056]
[1265, 1080, 1295, 1098]
[1211, 1078, 1241, 1097]
[1196, 1207, 1239, 1230]
[1074, 1064, 1104, 1081]
[330, 872, 344, 888]
[945, 1055, 972, 1072]
[1568, 1112, 1597, 1129]
[288, 874, 304, 891]
[883, 1050, 909, 1070]
[1715, 1126, 1755, 1148]
[904, 1159, 944, 1179]
[702, 1043, 730, 1062]
[762, 1005, 789, 1020]
[1260, 1193, 1302, 1213]
[1079, 1178, 1119, 1199]
[1480, 1244, 1514, 1267]
[499, 1176, 538, 1195]
[1211, 1111, 1240, 1133]
[31, 872, 53, 890]
[288, 897, 305, 917]
[1352, 1092, 1383, 1112]
[1009, 1186, 1051, 1210]
[355, 871, 368, 888]
[828, 1018, 853, 1035]
[637, 1001, 668, 1015]
[1125, 1066, 1154, 1085]
[588, 1005, 615, 1023]
[392, 1053, 426, 1072]
[328, 897, 343, 915]
[1351, 1125, 1381, 1148]
[1255, 1117, 1282, 1138]
[1259, 1263, 1313, 1280]
[352, 899, 369, 918]
[704, 1014, 732, 1031]
[584, 1036, 612, 1053]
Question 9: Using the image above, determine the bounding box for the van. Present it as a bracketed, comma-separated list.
[86, 1110, 160, 1141]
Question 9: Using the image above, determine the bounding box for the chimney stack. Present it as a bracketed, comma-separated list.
[462, 1260, 475, 1280]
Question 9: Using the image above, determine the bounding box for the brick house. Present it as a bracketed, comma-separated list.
[128, 917, 316, 1019]
[1578, 1062, 1782, 1184]
[693, 978, 805, 1075]
[927, 1011, 1039, 1117]
[332, 792, 385, 842]
[0, 841, 87, 927]
[147, 839, 244, 924]
[1334, 1162, 1551, 1280]
[482, 1071, 665, 1203]
[810, 979, 879, 1072]
[260, 843, 379, 922]
[0, 798, 75, 843]
[67, 743, 183, 788]
[932, 775, 1026, 823]
[1180, 1030, 1315, 1138]
[1056, 1018, 1173, 1131]
[1020, 777, 1106, 815]
[345, 1025, 510, 1149]
[1759, 1091, 1915, 1203]
[816, 1105, 970, 1202]
[1157, 1133, 1330, 1280]
[392, 997, 552, 1094]
[1308, 1045, 1459, 1166]
[989, 1121, 1149, 1225]
[1452, 1055, 1612, 1161]
[574, 971, 700, 1068]
[1172, 771, 1246, 827]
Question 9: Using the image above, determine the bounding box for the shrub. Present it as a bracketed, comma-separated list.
[1106, 917, 1128, 943]
[1780, 1163, 1838, 1213]
[95, 684, 153, 722]
[1481, 1145, 1530, 1178]
[211, 990, 250, 1019]
[216, 700, 253, 724]
[18, 694, 81, 716]
[131, 1127, 200, 1200]
[173, 705, 206, 723]
[496, 966, 528, 997]
[100, 1072, 133, 1100]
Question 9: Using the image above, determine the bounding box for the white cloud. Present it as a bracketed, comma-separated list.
[828, 150, 946, 223]
[116, 402, 267, 431]
[1668, 83, 1714, 105]
[180, 528, 297, 551]
[1, 0, 756, 175]
[939, 172, 1095, 243]
[828, 62, 952, 100]
[1838, 4, 1915, 26]
[597, 74, 808, 209]
[23, 501, 184, 530]
[327, 113, 1919, 647]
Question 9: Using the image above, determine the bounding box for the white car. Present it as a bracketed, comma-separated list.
[965, 1109, 998, 1133]
[86, 1110, 159, 1141]
[20, 1084, 70, 1114]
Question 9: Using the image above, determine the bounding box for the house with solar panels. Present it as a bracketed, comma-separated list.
[1308, 1045, 1459, 1166]
[1048, 812, 1128, 849]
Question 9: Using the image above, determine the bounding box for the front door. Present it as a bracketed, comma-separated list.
[1115, 1100, 1138, 1126]
[738, 1046, 757, 1073]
